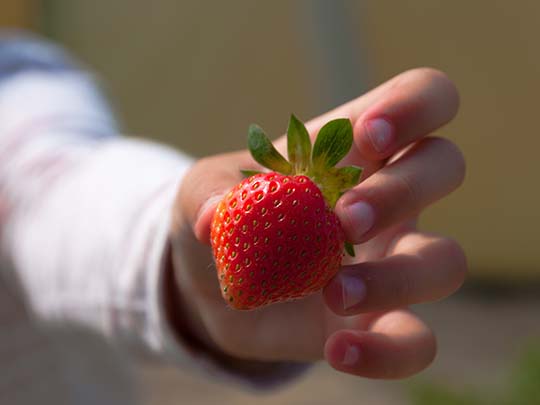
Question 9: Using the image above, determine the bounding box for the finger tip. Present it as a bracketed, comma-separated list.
[325, 311, 440, 379]
[193, 196, 222, 244]
[193, 219, 211, 245]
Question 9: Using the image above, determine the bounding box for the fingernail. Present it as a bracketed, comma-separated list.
[340, 274, 366, 310]
[342, 343, 360, 366]
[345, 201, 375, 240]
[365, 118, 393, 153]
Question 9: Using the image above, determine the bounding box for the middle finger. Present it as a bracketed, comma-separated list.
[336, 137, 465, 244]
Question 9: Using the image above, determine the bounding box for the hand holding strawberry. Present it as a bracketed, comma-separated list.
[170, 68, 467, 380]
[211, 116, 361, 309]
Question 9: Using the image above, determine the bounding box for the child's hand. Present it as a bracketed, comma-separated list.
[170, 68, 466, 379]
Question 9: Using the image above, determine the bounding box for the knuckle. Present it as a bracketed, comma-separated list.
[411, 67, 454, 90]
[393, 172, 421, 208]
[441, 238, 468, 292]
[423, 137, 467, 189]
[405, 67, 460, 116]
[403, 67, 449, 87]
[416, 66, 451, 83]
[391, 268, 414, 306]
[191, 155, 216, 173]
[179, 157, 213, 194]
[445, 141, 467, 187]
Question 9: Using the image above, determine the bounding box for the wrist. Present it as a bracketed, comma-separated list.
[164, 235, 292, 374]
[163, 239, 218, 352]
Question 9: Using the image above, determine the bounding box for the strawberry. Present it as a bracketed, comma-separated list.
[210, 115, 362, 310]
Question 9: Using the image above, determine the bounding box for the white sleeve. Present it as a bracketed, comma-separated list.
[0, 70, 310, 390]
[0, 70, 192, 356]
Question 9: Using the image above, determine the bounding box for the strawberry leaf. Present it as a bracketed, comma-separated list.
[248, 124, 293, 174]
[335, 165, 363, 190]
[287, 114, 311, 174]
[312, 118, 353, 169]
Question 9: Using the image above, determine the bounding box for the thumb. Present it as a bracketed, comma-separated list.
[176, 150, 252, 244]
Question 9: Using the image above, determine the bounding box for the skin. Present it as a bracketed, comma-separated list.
[169, 67, 467, 379]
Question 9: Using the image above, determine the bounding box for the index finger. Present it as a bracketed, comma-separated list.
[275, 67, 459, 177]
[178, 68, 459, 242]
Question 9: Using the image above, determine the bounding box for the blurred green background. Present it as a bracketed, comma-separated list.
[4, 1, 540, 404]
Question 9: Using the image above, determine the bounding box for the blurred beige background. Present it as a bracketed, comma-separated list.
[37, 0, 538, 281]
[362, 1, 540, 281]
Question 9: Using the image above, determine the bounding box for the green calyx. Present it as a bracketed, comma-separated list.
[245, 115, 362, 257]
[246, 114, 363, 209]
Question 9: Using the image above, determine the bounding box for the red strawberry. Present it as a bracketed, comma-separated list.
[210, 115, 362, 310]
